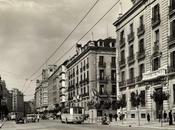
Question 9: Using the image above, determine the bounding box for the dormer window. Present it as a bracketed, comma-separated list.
[99, 41, 103, 47]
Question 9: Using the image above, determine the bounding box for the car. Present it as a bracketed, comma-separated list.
[16, 117, 25, 124]
[26, 114, 37, 123]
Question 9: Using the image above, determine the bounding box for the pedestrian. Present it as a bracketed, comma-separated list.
[147, 113, 150, 122]
[158, 111, 162, 122]
[173, 113, 175, 122]
[37, 113, 40, 122]
[114, 113, 118, 121]
[109, 113, 113, 122]
[169, 110, 173, 125]
[163, 111, 167, 122]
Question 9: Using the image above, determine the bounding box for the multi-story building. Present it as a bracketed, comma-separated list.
[24, 99, 35, 115]
[47, 61, 68, 111]
[34, 65, 57, 112]
[168, 0, 175, 117]
[10, 88, 24, 113]
[66, 37, 116, 119]
[114, 0, 175, 121]
[0, 76, 12, 118]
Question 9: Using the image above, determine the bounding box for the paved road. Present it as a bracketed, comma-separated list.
[1, 120, 164, 130]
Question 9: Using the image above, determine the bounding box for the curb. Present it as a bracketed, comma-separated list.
[0, 121, 6, 129]
[110, 123, 175, 130]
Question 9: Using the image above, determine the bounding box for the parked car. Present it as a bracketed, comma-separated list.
[26, 114, 37, 123]
[16, 117, 25, 124]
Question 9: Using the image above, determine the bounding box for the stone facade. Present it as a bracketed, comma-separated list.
[114, 0, 175, 121]
[66, 37, 117, 118]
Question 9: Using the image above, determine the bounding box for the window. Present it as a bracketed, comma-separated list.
[111, 70, 116, 81]
[99, 70, 104, 79]
[111, 57, 116, 66]
[87, 71, 89, 80]
[131, 114, 135, 118]
[170, 0, 175, 10]
[170, 51, 175, 67]
[139, 64, 145, 76]
[99, 56, 104, 64]
[155, 30, 159, 43]
[130, 23, 133, 33]
[173, 85, 175, 104]
[99, 85, 105, 95]
[152, 57, 160, 71]
[170, 20, 175, 37]
[87, 57, 89, 69]
[129, 45, 134, 57]
[152, 4, 160, 21]
[121, 71, 125, 81]
[112, 85, 116, 95]
[129, 68, 134, 79]
[139, 39, 144, 53]
[139, 15, 144, 26]
[141, 113, 146, 118]
[140, 90, 145, 107]
[120, 30, 124, 41]
[121, 50, 125, 61]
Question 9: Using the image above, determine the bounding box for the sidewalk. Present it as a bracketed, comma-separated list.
[0, 120, 6, 128]
[110, 120, 175, 130]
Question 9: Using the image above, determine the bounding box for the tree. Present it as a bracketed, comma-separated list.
[116, 94, 127, 124]
[150, 90, 170, 105]
[130, 91, 142, 126]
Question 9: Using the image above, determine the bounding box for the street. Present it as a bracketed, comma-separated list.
[1, 120, 167, 130]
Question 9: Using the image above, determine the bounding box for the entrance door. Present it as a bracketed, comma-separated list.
[155, 87, 163, 118]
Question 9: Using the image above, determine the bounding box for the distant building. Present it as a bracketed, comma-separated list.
[10, 88, 24, 113]
[24, 99, 35, 115]
[66, 37, 116, 120]
[34, 65, 57, 112]
[47, 61, 68, 111]
[0, 76, 12, 118]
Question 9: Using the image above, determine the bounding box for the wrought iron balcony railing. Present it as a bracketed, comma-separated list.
[152, 15, 161, 28]
[137, 24, 145, 37]
[127, 32, 135, 43]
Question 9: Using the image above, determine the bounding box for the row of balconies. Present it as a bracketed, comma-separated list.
[98, 62, 116, 68]
[119, 67, 167, 88]
[169, 4, 175, 17]
[98, 77, 116, 84]
[120, 25, 145, 48]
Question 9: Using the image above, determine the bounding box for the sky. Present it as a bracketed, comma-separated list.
[0, 0, 132, 101]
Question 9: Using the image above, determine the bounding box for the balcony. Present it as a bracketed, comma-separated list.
[127, 32, 135, 43]
[119, 81, 126, 88]
[168, 66, 175, 73]
[127, 54, 135, 65]
[111, 78, 116, 84]
[84, 78, 89, 84]
[136, 75, 143, 82]
[169, 5, 175, 17]
[98, 62, 106, 68]
[119, 59, 126, 68]
[120, 38, 125, 48]
[168, 35, 175, 48]
[99, 78, 108, 83]
[152, 41, 161, 58]
[152, 15, 161, 28]
[127, 78, 135, 85]
[142, 68, 166, 81]
[111, 63, 116, 68]
[86, 64, 89, 69]
[137, 51, 145, 61]
[137, 24, 145, 37]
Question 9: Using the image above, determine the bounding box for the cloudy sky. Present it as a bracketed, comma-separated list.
[0, 0, 132, 101]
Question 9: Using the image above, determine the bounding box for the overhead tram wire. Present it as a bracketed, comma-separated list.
[53, 0, 121, 65]
[23, 0, 121, 92]
[26, 0, 100, 81]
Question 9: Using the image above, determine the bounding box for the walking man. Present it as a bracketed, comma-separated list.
[169, 110, 173, 125]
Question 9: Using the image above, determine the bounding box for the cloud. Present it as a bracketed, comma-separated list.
[0, 0, 132, 100]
